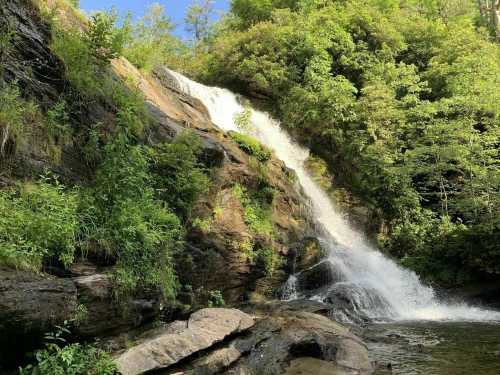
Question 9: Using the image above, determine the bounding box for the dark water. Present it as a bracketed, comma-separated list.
[364, 322, 500, 375]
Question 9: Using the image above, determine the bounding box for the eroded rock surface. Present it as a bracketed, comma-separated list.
[116, 303, 372, 375]
[115, 308, 255, 375]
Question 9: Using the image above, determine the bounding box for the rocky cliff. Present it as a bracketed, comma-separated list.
[0, 0, 327, 370]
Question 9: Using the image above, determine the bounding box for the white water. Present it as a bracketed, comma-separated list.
[167, 69, 500, 322]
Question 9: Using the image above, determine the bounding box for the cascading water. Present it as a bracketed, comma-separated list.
[167, 69, 500, 322]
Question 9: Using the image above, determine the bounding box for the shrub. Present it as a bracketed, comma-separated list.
[150, 132, 210, 220]
[256, 247, 282, 276]
[50, 10, 126, 98]
[233, 106, 253, 132]
[232, 184, 275, 238]
[19, 325, 117, 375]
[229, 132, 271, 162]
[0, 81, 37, 158]
[0, 179, 78, 270]
[79, 136, 183, 300]
[207, 290, 225, 307]
[46, 100, 72, 143]
[84, 11, 124, 66]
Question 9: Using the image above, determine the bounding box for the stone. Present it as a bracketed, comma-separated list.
[224, 311, 373, 375]
[115, 308, 255, 375]
[73, 273, 161, 337]
[0, 267, 77, 367]
[157, 306, 372, 375]
[297, 260, 344, 295]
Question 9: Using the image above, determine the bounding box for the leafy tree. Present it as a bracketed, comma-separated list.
[122, 3, 188, 71]
[185, 0, 215, 43]
[200, 0, 500, 285]
[84, 11, 124, 66]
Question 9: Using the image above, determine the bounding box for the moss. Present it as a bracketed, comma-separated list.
[229, 131, 271, 162]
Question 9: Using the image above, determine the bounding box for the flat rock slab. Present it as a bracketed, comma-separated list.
[116, 308, 254, 375]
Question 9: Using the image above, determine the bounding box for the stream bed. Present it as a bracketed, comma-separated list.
[365, 322, 500, 374]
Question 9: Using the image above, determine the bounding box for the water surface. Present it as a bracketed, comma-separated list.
[366, 322, 500, 374]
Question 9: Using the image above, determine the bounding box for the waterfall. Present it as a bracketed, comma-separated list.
[166, 69, 500, 322]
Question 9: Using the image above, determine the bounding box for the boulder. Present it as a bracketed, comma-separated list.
[115, 308, 255, 375]
[73, 273, 161, 337]
[0, 267, 77, 367]
[296, 260, 344, 295]
[324, 283, 395, 324]
[221, 312, 373, 375]
[127, 303, 373, 375]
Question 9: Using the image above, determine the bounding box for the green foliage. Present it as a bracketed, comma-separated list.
[84, 11, 124, 66]
[202, 0, 500, 285]
[229, 131, 271, 162]
[207, 289, 225, 307]
[0, 179, 78, 270]
[256, 246, 282, 276]
[79, 135, 183, 300]
[149, 132, 210, 220]
[0, 81, 37, 158]
[46, 100, 72, 143]
[192, 217, 213, 233]
[185, 0, 215, 43]
[232, 184, 275, 237]
[233, 105, 253, 132]
[19, 326, 117, 375]
[50, 10, 127, 98]
[122, 3, 189, 72]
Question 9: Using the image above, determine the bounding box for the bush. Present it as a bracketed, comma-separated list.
[0, 81, 37, 158]
[229, 132, 271, 162]
[19, 343, 117, 375]
[79, 135, 183, 300]
[50, 10, 126, 98]
[84, 11, 124, 66]
[19, 325, 117, 375]
[232, 184, 274, 238]
[150, 132, 210, 220]
[256, 247, 282, 276]
[0, 179, 78, 270]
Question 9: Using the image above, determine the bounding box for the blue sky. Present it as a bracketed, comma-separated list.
[80, 0, 230, 38]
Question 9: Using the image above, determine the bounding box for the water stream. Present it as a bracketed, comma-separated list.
[167, 69, 500, 323]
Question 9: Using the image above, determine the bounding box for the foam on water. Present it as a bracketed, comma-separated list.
[167, 69, 500, 322]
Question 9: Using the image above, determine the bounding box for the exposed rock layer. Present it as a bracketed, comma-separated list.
[115, 304, 373, 375]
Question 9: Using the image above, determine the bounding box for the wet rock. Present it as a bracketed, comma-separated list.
[287, 237, 325, 273]
[284, 357, 342, 375]
[324, 283, 394, 324]
[0, 0, 65, 102]
[115, 308, 255, 375]
[296, 260, 344, 295]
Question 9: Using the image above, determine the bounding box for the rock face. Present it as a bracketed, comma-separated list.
[0, 0, 325, 369]
[0, 267, 77, 366]
[112, 57, 320, 304]
[73, 272, 161, 337]
[115, 303, 373, 375]
[115, 308, 255, 375]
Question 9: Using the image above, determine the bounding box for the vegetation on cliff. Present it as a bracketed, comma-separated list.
[183, 0, 500, 286]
